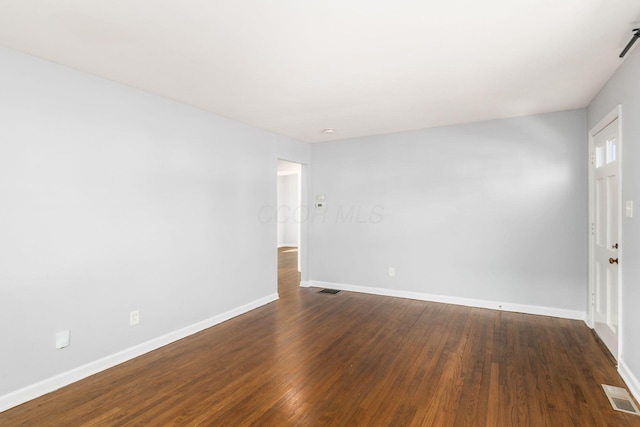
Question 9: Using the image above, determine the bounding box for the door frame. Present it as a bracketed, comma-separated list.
[587, 105, 623, 360]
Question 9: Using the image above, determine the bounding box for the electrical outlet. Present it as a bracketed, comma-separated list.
[389, 267, 395, 277]
[55, 330, 70, 349]
[130, 310, 140, 326]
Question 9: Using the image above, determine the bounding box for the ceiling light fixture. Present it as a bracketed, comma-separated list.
[322, 128, 335, 134]
[620, 28, 640, 58]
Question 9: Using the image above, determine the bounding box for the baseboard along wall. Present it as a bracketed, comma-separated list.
[0, 293, 279, 413]
[308, 280, 586, 321]
[619, 358, 640, 405]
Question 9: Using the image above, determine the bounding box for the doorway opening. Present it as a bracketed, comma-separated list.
[277, 159, 303, 298]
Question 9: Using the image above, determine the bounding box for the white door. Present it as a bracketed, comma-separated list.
[591, 115, 620, 360]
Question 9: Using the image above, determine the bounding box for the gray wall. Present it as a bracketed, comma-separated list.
[308, 109, 587, 311]
[588, 46, 640, 393]
[0, 47, 309, 396]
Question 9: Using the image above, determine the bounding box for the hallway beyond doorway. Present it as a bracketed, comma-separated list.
[278, 246, 300, 299]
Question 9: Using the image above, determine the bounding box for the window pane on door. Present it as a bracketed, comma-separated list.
[596, 145, 604, 168]
[606, 138, 617, 164]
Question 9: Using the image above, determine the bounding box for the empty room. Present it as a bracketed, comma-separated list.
[2, 0, 640, 425]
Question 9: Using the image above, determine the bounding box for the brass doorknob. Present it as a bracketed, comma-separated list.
[609, 258, 619, 264]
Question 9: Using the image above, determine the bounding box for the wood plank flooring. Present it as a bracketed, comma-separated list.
[1, 247, 639, 426]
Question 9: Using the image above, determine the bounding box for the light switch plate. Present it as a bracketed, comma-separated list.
[626, 200, 633, 218]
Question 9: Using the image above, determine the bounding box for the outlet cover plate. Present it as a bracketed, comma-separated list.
[55, 330, 70, 349]
[130, 310, 140, 326]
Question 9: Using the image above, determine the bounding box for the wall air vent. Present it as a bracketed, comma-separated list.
[319, 289, 341, 294]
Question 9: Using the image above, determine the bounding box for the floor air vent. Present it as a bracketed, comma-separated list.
[319, 289, 341, 294]
[602, 384, 640, 416]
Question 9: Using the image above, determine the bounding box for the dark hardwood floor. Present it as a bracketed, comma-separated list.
[1, 247, 639, 426]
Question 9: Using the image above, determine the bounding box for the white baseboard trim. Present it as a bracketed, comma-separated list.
[277, 243, 298, 248]
[309, 281, 586, 321]
[299, 280, 311, 288]
[0, 293, 278, 414]
[619, 358, 640, 404]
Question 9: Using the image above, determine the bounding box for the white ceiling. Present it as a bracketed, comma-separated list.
[1, 1, 639, 143]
